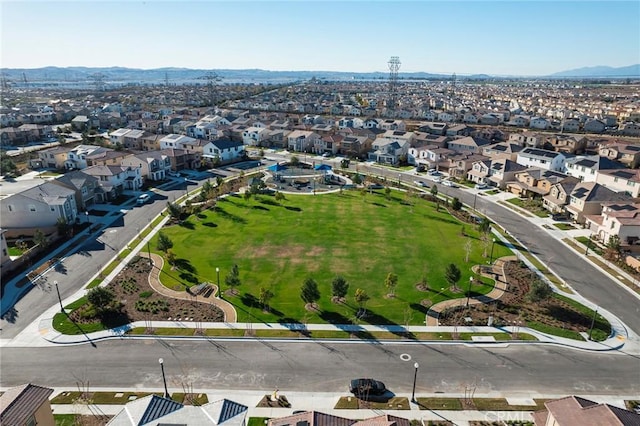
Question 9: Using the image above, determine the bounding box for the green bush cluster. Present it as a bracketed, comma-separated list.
[135, 299, 169, 314]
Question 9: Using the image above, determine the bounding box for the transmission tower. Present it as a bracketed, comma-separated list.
[165, 71, 170, 87]
[387, 56, 401, 110]
[204, 72, 222, 106]
[451, 72, 457, 98]
[89, 73, 106, 91]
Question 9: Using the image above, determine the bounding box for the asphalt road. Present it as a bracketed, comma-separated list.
[1, 339, 638, 394]
[0, 183, 190, 339]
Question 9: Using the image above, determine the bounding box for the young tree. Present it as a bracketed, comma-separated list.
[290, 155, 300, 166]
[452, 197, 463, 211]
[354, 288, 370, 314]
[331, 275, 349, 300]
[34, 229, 48, 249]
[225, 264, 241, 293]
[56, 217, 71, 238]
[165, 249, 177, 267]
[352, 173, 363, 185]
[384, 186, 391, 199]
[464, 239, 473, 263]
[478, 217, 491, 234]
[166, 202, 184, 221]
[444, 263, 461, 291]
[527, 279, 553, 303]
[259, 287, 275, 311]
[430, 184, 438, 198]
[87, 286, 116, 313]
[300, 278, 320, 306]
[605, 235, 622, 261]
[157, 232, 173, 253]
[274, 191, 285, 202]
[385, 272, 398, 297]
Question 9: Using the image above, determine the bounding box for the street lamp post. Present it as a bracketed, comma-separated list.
[216, 267, 221, 299]
[54, 280, 64, 312]
[466, 276, 473, 307]
[184, 177, 188, 198]
[489, 238, 496, 264]
[411, 362, 419, 403]
[473, 192, 477, 211]
[158, 358, 169, 398]
[588, 306, 599, 340]
[398, 173, 401, 187]
[85, 211, 89, 225]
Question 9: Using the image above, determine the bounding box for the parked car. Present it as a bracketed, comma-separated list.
[474, 183, 488, 190]
[414, 180, 429, 188]
[442, 179, 458, 188]
[432, 175, 442, 183]
[322, 152, 331, 158]
[349, 378, 387, 396]
[366, 183, 384, 190]
[136, 193, 151, 205]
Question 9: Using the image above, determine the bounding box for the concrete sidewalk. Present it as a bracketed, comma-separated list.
[42, 388, 637, 425]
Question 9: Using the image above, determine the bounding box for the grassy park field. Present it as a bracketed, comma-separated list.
[152, 189, 509, 324]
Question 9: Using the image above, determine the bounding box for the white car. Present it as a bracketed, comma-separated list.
[136, 193, 151, 205]
[414, 180, 429, 188]
[432, 175, 442, 183]
[442, 179, 458, 188]
[474, 183, 488, 190]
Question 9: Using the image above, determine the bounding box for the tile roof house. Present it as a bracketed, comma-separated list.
[596, 169, 640, 198]
[517, 148, 566, 172]
[543, 177, 581, 214]
[447, 136, 491, 154]
[564, 155, 625, 183]
[203, 139, 246, 165]
[486, 158, 528, 189]
[108, 395, 248, 426]
[566, 182, 631, 224]
[0, 181, 78, 235]
[122, 152, 171, 182]
[482, 142, 524, 161]
[82, 164, 143, 197]
[532, 395, 640, 426]
[599, 143, 640, 168]
[508, 168, 569, 198]
[0, 383, 54, 426]
[268, 411, 410, 426]
[585, 202, 640, 246]
[50, 170, 100, 210]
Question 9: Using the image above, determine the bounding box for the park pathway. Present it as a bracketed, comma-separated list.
[145, 253, 238, 323]
[425, 255, 515, 326]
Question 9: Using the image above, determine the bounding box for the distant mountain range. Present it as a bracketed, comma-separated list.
[549, 64, 640, 78]
[0, 65, 638, 86]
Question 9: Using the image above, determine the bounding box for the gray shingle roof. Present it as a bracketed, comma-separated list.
[0, 383, 53, 426]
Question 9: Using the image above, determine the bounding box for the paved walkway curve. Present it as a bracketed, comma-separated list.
[426, 255, 516, 326]
[146, 253, 237, 323]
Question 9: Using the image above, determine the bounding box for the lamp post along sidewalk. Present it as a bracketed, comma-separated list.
[159, 358, 169, 398]
[411, 362, 419, 403]
[54, 280, 64, 312]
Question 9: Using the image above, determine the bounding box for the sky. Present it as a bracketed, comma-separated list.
[1, 1, 639, 76]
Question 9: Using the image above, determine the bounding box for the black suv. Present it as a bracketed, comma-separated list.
[349, 378, 387, 396]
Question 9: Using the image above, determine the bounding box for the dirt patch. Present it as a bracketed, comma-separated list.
[438, 261, 605, 335]
[70, 256, 224, 326]
[415, 283, 429, 292]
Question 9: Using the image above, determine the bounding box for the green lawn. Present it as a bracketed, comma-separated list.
[553, 222, 575, 230]
[152, 190, 510, 325]
[576, 236, 604, 256]
[506, 198, 549, 217]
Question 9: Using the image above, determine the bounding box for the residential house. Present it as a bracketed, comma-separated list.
[269, 411, 411, 426]
[0, 182, 78, 235]
[179, 138, 208, 169]
[506, 115, 530, 127]
[447, 136, 491, 154]
[508, 168, 569, 198]
[160, 134, 196, 150]
[202, 139, 246, 165]
[0, 383, 55, 426]
[596, 169, 640, 197]
[82, 164, 142, 198]
[161, 148, 189, 171]
[141, 134, 163, 151]
[566, 182, 630, 224]
[109, 128, 131, 146]
[419, 122, 448, 135]
[71, 115, 91, 131]
[36, 146, 70, 169]
[517, 148, 566, 172]
[583, 119, 606, 134]
[548, 134, 587, 154]
[337, 117, 364, 129]
[561, 118, 581, 132]
[543, 177, 581, 214]
[462, 112, 480, 124]
[438, 111, 457, 122]
[529, 116, 550, 130]
[482, 142, 523, 161]
[263, 129, 290, 149]
[17, 123, 53, 141]
[585, 202, 640, 247]
[122, 129, 147, 150]
[508, 131, 545, 148]
[287, 130, 320, 152]
[446, 153, 489, 179]
[64, 144, 107, 170]
[466, 160, 492, 185]
[446, 124, 470, 137]
[194, 120, 220, 140]
[368, 138, 409, 165]
[122, 152, 171, 182]
[242, 126, 268, 146]
[107, 395, 248, 426]
[480, 113, 500, 125]
[532, 395, 640, 426]
[565, 155, 625, 182]
[50, 170, 99, 210]
[316, 134, 342, 155]
[380, 130, 415, 145]
[86, 149, 130, 167]
[339, 135, 371, 158]
[310, 123, 334, 135]
[620, 121, 640, 137]
[486, 159, 527, 189]
[363, 118, 383, 129]
[599, 143, 640, 168]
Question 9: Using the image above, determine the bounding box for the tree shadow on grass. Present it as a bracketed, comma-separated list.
[277, 317, 310, 337]
[259, 198, 281, 207]
[371, 202, 388, 208]
[252, 205, 269, 211]
[361, 310, 417, 340]
[197, 213, 207, 219]
[410, 303, 429, 315]
[179, 220, 195, 229]
[212, 206, 248, 224]
[202, 222, 218, 228]
[173, 259, 197, 274]
[284, 206, 302, 212]
[239, 293, 283, 317]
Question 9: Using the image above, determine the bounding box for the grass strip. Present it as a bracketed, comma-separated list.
[526, 320, 585, 341]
